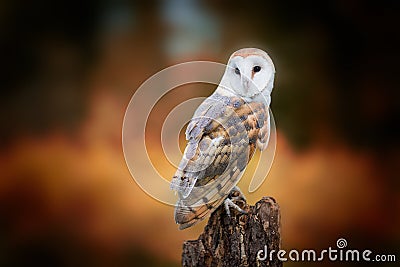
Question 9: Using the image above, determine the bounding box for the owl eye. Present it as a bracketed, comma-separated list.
[234, 67, 240, 75]
[253, 66, 261, 73]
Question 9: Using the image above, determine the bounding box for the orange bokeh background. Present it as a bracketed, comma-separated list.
[1, 1, 399, 266]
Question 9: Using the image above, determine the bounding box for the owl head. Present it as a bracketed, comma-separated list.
[221, 48, 275, 99]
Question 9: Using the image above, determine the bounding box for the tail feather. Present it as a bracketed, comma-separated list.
[174, 198, 224, 230]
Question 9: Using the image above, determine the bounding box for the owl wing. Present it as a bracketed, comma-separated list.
[256, 107, 271, 151]
[170, 92, 268, 229]
[170, 93, 243, 197]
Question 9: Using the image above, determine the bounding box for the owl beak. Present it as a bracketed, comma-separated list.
[241, 77, 250, 92]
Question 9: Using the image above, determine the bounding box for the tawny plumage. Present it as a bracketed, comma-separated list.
[170, 48, 275, 229]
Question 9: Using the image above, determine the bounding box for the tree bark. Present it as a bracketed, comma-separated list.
[182, 196, 282, 267]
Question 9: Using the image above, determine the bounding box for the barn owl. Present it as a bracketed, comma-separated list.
[170, 48, 275, 229]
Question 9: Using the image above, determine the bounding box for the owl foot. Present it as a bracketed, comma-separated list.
[224, 198, 247, 217]
[224, 186, 247, 217]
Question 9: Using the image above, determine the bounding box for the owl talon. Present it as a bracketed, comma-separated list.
[224, 198, 247, 217]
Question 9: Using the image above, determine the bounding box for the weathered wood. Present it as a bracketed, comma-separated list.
[182, 196, 282, 267]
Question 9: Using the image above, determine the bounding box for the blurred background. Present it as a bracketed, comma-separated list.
[1, 0, 399, 266]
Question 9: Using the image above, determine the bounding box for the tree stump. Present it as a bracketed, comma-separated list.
[182, 197, 282, 267]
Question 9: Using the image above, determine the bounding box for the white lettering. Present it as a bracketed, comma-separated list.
[277, 250, 287, 261]
[257, 245, 268, 261]
[362, 250, 371, 261]
[289, 250, 299, 261]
